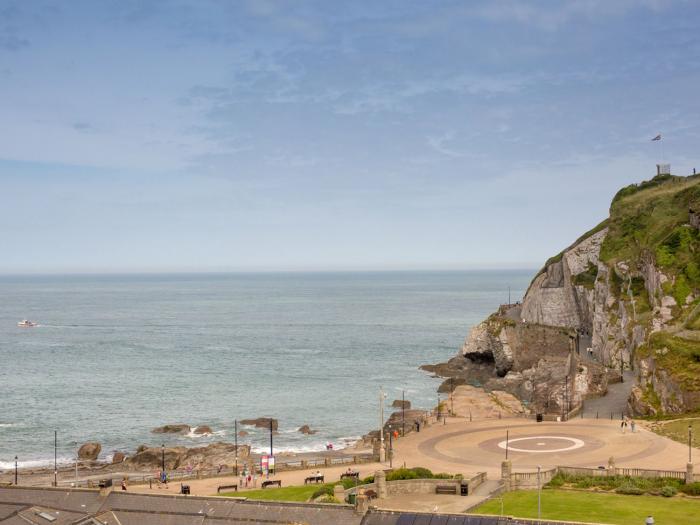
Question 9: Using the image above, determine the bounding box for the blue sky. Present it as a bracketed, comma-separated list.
[1, 0, 699, 273]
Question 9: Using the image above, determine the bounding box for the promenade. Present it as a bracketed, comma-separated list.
[125, 414, 699, 508]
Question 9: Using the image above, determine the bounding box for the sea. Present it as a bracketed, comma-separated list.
[0, 270, 532, 470]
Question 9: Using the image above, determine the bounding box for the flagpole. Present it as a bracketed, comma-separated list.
[661, 136, 665, 162]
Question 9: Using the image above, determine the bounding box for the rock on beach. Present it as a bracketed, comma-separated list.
[78, 442, 101, 461]
[240, 417, 278, 431]
[152, 424, 191, 434]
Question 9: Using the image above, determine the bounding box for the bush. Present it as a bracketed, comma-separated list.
[546, 474, 565, 488]
[386, 468, 418, 481]
[681, 482, 700, 496]
[433, 472, 454, 479]
[616, 484, 644, 495]
[339, 478, 359, 490]
[410, 467, 434, 479]
[361, 475, 374, 484]
[315, 495, 341, 504]
[660, 485, 678, 497]
[311, 486, 333, 499]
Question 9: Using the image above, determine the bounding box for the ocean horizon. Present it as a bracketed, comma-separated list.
[0, 270, 532, 470]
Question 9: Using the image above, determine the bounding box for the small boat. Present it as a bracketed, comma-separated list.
[17, 320, 37, 327]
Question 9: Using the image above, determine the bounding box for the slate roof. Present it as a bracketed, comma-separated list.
[0, 487, 602, 525]
[361, 510, 601, 525]
[0, 487, 362, 525]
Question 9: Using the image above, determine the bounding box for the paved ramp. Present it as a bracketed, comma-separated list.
[581, 370, 635, 418]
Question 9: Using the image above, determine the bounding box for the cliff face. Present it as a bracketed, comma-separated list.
[426, 173, 700, 416]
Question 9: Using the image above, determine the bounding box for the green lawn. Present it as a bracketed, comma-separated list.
[219, 483, 335, 502]
[474, 489, 700, 524]
[651, 417, 700, 448]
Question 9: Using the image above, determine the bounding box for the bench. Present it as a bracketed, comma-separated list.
[262, 480, 282, 489]
[340, 472, 359, 480]
[304, 475, 324, 484]
[436, 484, 457, 495]
[217, 484, 238, 493]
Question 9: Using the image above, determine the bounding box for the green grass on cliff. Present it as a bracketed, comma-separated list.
[601, 175, 700, 298]
[637, 332, 700, 391]
[474, 489, 700, 525]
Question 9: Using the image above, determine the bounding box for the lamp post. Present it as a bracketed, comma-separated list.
[269, 418, 273, 457]
[161, 443, 165, 472]
[620, 357, 624, 383]
[564, 374, 569, 421]
[234, 419, 238, 476]
[379, 387, 386, 462]
[388, 430, 393, 468]
[537, 465, 542, 521]
[14, 456, 18, 485]
[505, 430, 509, 460]
[401, 390, 405, 437]
[53, 430, 57, 487]
[690, 425, 693, 464]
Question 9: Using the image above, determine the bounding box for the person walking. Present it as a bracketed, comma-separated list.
[630, 419, 636, 433]
[621, 416, 628, 434]
[121, 479, 127, 491]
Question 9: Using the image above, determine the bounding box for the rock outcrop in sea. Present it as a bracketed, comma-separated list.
[426, 173, 700, 416]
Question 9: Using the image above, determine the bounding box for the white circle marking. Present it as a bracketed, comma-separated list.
[497, 436, 585, 453]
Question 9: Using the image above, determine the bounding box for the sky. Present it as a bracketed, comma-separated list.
[1, 0, 700, 273]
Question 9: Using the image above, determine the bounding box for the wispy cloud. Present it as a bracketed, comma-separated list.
[426, 133, 465, 158]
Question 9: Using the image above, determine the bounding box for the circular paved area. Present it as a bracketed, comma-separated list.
[391, 417, 697, 476]
[496, 436, 585, 453]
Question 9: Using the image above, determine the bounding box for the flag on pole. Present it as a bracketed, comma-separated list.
[651, 134, 662, 141]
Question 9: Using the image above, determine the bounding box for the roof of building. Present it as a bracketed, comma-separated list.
[0, 487, 601, 525]
[0, 487, 361, 525]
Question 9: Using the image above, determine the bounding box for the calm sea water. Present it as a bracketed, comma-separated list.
[0, 271, 531, 469]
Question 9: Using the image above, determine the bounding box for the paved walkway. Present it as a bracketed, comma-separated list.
[581, 370, 635, 418]
[127, 415, 699, 499]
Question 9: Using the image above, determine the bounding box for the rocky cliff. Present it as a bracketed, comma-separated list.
[426, 173, 700, 416]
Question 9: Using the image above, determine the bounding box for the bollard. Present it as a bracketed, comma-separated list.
[596, 411, 599, 419]
[469, 411, 472, 422]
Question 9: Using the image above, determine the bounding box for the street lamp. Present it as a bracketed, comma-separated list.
[161, 443, 165, 472]
[401, 390, 405, 437]
[234, 419, 238, 476]
[379, 387, 387, 461]
[14, 456, 18, 486]
[537, 465, 542, 520]
[564, 374, 570, 420]
[54, 430, 57, 487]
[689, 425, 693, 464]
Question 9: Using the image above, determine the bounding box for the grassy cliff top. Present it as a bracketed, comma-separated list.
[600, 174, 700, 304]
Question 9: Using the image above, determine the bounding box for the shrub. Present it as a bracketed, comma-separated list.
[361, 475, 374, 484]
[386, 468, 418, 481]
[410, 467, 434, 479]
[311, 486, 333, 499]
[545, 474, 565, 488]
[660, 485, 678, 497]
[433, 472, 454, 479]
[681, 482, 700, 496]
[339, 478, 360, 490]
[616, 484, 644, 495]
[315, 495, 341, 504]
